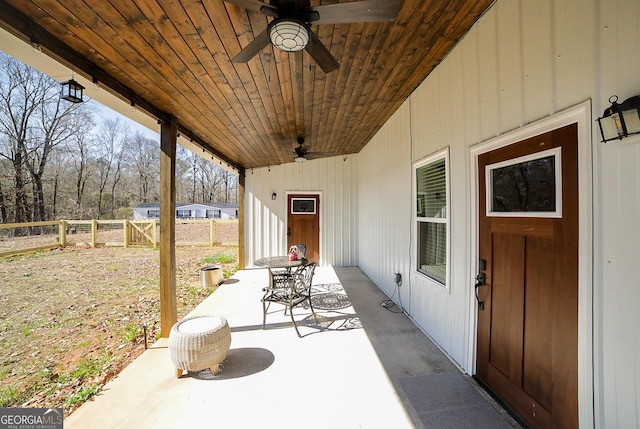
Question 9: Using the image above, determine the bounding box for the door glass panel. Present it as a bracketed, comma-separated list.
[291, 198, 316, 214]
[486, 147, 562, 218]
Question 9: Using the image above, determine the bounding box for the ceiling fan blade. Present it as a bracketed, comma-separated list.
[232, 28, 271, 63]
[305, 30, 340, 73]
[223, 0, 278, 17]
[312, 0, 401, 25]
[305, 152, 335, 159]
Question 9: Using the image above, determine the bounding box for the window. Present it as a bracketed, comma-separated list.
[206, 210, 221, 219]
[291, 198, 316, 214]
[486, 147, 562, 218]
[147, 210, 160, 218]
[176, 209, 191, 219]
[415, 150, 449, 286]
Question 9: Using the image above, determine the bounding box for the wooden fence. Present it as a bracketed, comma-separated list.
[0, 219, 228, 258]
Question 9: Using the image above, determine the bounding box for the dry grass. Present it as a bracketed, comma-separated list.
[0, 221, 238, 413]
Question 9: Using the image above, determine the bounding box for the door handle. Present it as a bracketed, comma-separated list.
[475, 258, 487, 310]
[287, 227, 291, 237]
[475, 273, 486, 310]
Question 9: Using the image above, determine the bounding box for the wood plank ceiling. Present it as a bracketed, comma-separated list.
[0, 0, 494, 170]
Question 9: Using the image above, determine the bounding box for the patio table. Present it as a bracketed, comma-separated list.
[255, 256, 308, 293]
[254, 256, 308, 269]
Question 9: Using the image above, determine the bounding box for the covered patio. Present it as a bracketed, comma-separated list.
[65, 266, 519, 429]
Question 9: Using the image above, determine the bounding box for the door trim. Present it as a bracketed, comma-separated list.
[285, 191, 322, 265]
[468, 100, 594, 428]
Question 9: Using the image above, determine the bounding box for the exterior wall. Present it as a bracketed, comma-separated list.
[356, 0, 640, 427]
[220, 207, 238, 219]
[244, 156, 358, 267]
[133, 207, 156, 219]
[356, 103, 414, 327]
[245, 0, 640, 426]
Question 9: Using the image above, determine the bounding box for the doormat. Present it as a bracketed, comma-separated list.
[398, 372, 516, 429]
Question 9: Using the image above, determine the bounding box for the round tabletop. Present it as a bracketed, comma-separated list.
[254, 256, 307, 269]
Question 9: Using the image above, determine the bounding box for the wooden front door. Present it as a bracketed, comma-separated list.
[287, 194, 320, 263]
[476, 123, 578, 429]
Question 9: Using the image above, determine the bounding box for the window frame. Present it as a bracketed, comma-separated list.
[290, 197, 317, 214]
[206, 209, 221, 219]
[413, 148, 450, 289]
[176, 209, 191, 219]
[485, 147, 562, 218]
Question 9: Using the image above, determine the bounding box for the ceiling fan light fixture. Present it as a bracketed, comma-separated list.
[270, 19, 309, 52]
[294, 155, 307, 163]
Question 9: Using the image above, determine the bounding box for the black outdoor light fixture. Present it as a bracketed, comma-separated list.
[597, 94, 640, 142]
[60, 79, 85, 103]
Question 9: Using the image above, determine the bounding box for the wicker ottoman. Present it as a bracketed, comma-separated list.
[168, 315, 231, 378]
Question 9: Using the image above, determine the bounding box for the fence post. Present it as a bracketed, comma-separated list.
[91, 219, 98, 248]
[123, 219, 129, 248]
[153, 221, 158, 249]
[59, 220, 67, 247]
[210, 219, 215, 247]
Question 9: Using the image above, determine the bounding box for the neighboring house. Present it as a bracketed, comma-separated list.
[133, 203, 238, 220]
[245, 1, 640, 428]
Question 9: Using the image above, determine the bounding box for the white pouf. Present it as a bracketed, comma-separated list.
[168, 315, 231, 378]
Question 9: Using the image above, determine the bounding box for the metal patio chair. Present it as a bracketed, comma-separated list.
[267, 243, 308, 290]
[262, 262, 317, 337]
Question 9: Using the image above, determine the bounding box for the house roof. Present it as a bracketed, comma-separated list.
[135, 202, 238, 209]
[0, 0, 493, 170]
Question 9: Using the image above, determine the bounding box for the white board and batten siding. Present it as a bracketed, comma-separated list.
[356, 102, 413, 310]
[245, 156, 358, 267]
[246, 0, 640, 426]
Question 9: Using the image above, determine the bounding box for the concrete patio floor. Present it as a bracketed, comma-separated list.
[65, 266, 521, 429]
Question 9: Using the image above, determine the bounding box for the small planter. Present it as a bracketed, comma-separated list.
[200, 266, 223, 287]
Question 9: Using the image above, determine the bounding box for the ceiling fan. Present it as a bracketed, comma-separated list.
[224, 0, 402, 73]
[293, 137, 333, 162]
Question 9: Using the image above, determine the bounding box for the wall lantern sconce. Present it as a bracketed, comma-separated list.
[271, 192, 277, 201]
[60, 79, 85, 103]
[597, 95, 640, 142]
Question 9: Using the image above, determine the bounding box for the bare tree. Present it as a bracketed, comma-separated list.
[199, 158, 222, 203]
[0, 54, 40, 223]
[109, 138, 125, 218]
[218, 169, 237, 203]
[175, 146, 190, 203]
[0, 172, 6, 223]
[27, 91, 88, 221]
[0, 52, 88, 222]
[187, 151, 199, 202]
[63, 111, 95, 218]
[0, 53, 237, 222]
[126, 133, 159, 203]
[172, 146, 237, 205]
[93, 117, 129, 218]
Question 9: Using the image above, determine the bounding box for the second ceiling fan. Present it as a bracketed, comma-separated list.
[224, 0, 402, 73]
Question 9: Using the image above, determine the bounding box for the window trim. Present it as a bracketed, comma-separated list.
[414, 148, 450, 290]
[485, 147, 562, 218]
[290, 197, 317, 214]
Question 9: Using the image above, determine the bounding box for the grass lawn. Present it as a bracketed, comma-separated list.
[0, 221, 238, 413]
